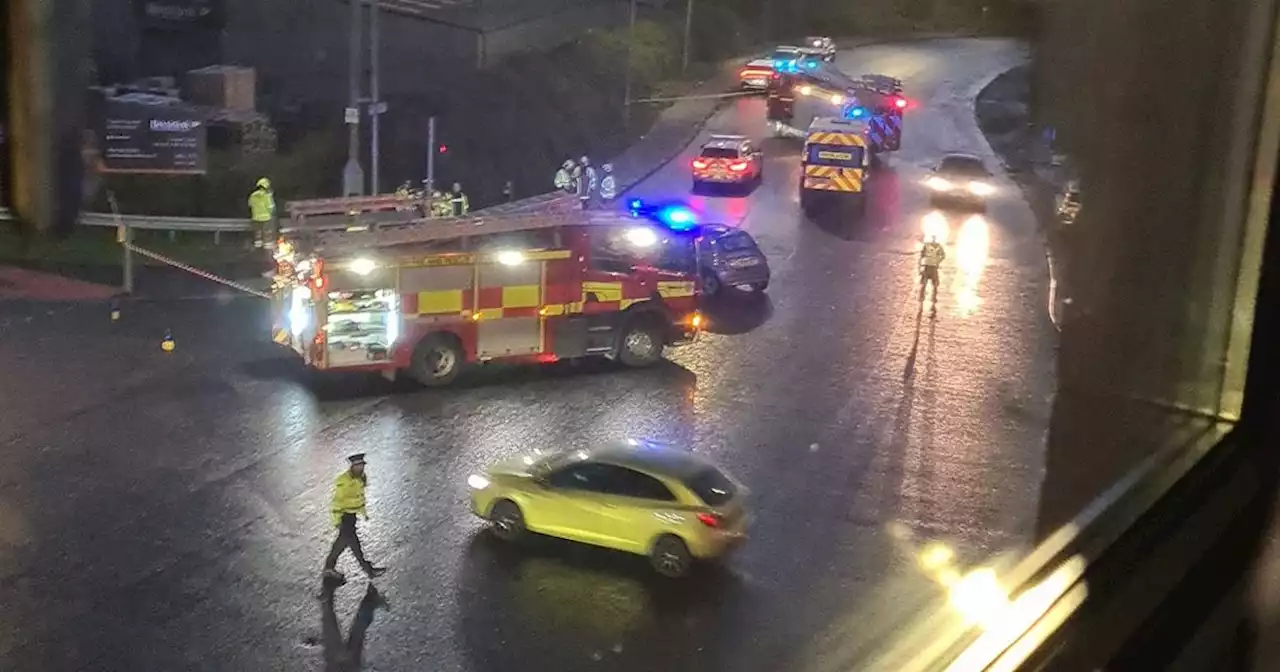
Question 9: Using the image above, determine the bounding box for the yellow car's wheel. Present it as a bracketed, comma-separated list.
[650, 535, 692, 578]
[489, 500, 525, 542]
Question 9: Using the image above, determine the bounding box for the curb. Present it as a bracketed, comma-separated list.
[972, 62, 1065, 333]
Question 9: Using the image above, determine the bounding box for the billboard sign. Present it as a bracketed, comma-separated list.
[98, 101, 207, 174]
[134, 0, 226, 30]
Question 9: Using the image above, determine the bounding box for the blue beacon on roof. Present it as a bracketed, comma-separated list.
[626, 199, 698, 231]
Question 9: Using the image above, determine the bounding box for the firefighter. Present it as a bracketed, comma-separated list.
[575, 163, 590, 209]
[247, 177, 275, 249]
[323, 453, 387, 583]
[394, 181, 413, 212]
[577, 155, 597, 209]
[449, 182, 469, 217]
[554, 160, 573, 192]
[599, 163, 617, 203]
[430, 190, 451, 218]
[582, 156, 598, 197]
[919, 235, 946, 317]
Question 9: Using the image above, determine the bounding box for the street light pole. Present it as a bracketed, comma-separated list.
[342, 0, 365, 196]
[681, 0, 693, 75]
[622, 0, 637, 126]
[369, 0, 382, 194]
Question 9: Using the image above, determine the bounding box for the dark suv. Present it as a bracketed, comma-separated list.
[698, 225, 770, 297]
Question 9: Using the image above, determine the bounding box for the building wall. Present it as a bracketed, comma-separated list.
[90, 0, 621, 115]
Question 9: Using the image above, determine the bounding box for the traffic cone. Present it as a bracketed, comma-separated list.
[161, 329, 175, 352]
[110, 296, 121, 322]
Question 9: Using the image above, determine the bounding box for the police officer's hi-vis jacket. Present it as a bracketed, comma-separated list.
[920, 242, 946, 267]
[330, 471, 368, 527]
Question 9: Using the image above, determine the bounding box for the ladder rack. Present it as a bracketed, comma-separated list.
[281, 192, 579, 235]
[298, 208, 646, 256]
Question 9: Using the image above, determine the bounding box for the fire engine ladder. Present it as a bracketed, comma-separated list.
[284, 194, 644, 254]
[282, 192, 581, 235]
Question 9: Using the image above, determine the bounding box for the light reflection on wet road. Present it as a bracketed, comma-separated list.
[0, 39, 1052, 671]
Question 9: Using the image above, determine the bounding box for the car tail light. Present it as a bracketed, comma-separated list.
[729, 161, 748, 172]
[697, 512, 722, 528]
[692, 159, 709, 169]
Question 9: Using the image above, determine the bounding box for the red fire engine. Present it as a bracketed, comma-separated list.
[270, 194, 705, 386]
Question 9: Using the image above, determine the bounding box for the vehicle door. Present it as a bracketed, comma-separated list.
[537, 461, 630, 546]
[586, 466, 683, 554]
[630, 231, 698, 301]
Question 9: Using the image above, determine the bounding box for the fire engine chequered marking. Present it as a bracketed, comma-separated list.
[502, 285, 540, 309]
[417, 290, 465, 314]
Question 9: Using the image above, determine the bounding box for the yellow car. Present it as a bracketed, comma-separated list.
[467, 440, 749, 577]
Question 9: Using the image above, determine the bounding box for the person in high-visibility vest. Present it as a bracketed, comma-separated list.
[554, 159, 573, 192]
[919, 235, 946, 317]
[323, 453, 387, 583]
[430, 190, 450, 218]
[247, 177, 275, 248]
[450, 182, 469, 217]
[599, 163, 618, 203]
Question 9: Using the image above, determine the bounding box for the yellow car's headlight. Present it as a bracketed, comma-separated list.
[925, 177, 952, 191]
[967, 181, 995, 196]
[467, 474, 491, 490]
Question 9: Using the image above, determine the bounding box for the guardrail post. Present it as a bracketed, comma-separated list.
[214, 230, 221, 245]
[108, 190, 134, 294]
[122, 222, 134, 294]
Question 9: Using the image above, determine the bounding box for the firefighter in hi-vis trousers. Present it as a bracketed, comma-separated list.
[247, 177, 275, 248]
[450, 182, 470, 217]
[919, 235, 946, 317]
[323, 454, 387, 584]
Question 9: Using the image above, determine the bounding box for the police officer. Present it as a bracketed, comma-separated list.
[323, 453, 387, 583]
[450, 182, 469, 217]
[599, 163, 618, 203]
[247, 177, 275, 249]
[554, 160, 573, 192]
[919, 235, 946, 316]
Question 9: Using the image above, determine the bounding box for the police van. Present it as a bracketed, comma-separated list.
[800, 117, 873, 214]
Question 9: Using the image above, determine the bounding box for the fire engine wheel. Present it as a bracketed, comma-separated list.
[410, 334, 464, 387]
[618, 316, 665, 368]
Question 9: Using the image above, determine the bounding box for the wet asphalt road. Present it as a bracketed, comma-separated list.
[0, 39, 1053, 671]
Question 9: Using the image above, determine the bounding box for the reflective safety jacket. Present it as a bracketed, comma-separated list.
[554, 168, 571, 191]
[600, 174, 617, 201]
[920, 242, 946, 267]
[330, 471, 368, 527]
[248, 187, 275, 222]
[584, 165, 598, 193]
[450, 192, 470, 216]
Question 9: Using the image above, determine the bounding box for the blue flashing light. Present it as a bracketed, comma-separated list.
[805, 60, 817, 69]
[658, 205, 697, 230]
[628, 198, 644, 212]
[844, 105, 866, 119]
